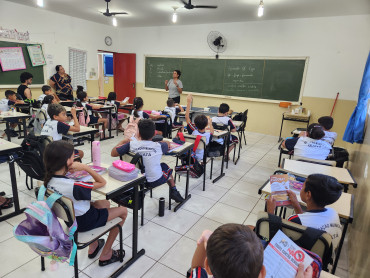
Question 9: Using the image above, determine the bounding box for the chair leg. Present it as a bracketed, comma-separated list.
[168, 186, 172, 210]
[210, 158, 213, 180]
[150, 188, 152, 198]
[74, 250, 79, 278]
[118, 225, 123, 262]
[243, 131, 247, 145]
[278, 152, 282, 167]
[203, 161, 206, 191]
[41, 256, 45, 271]
[141, 192, 144, 226]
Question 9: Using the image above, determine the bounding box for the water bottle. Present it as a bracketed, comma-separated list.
[92, 141, 101, 166]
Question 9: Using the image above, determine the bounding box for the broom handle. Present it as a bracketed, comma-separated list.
[330, 92, 340, 117]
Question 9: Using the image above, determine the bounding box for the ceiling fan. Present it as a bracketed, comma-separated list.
[181, 0, 218, 10]
[101, 0, 127, 17]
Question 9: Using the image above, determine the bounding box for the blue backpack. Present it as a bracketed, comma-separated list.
[13, 186, 77, 266]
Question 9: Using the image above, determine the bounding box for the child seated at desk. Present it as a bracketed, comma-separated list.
[185, 94, 214, 161]
[111, 119, 184, 203]
[0, 90, 25, 138]
[318, 116, 337, 146]
[41, 103, 84, 159]
[267, 174, 343, 250]
[76, 90, 108, 133]
[44, 141, 128, 266]
[107, 92, 128, 132]
[41, 95, 57, 120]
[164, 98, 184, 127]
[132, 97, 167, 135]
[282, 123, 332, 160]
[211, 103, 238, 160]
[190, 224, 312, 278]
[38, 85, 60, 103]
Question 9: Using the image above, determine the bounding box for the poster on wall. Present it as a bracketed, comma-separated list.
[27, 44, 46, 67]
[0, 47, 26, 71]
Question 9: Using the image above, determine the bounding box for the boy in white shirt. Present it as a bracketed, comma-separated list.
[211, 103, 238, 160]
[41, 103, 84, 159]
[185, 94, 214, 161]
[267, 173, 343, 250]
[0, 90, 24, 138]
[164, 98, 184, 127]
[38, 85, 60, 103]
[111, 119, 184, 203]
[318, 116, 337, 146]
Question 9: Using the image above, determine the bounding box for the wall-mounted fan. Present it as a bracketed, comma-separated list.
[181, 0, 218, 10]
[207, 31, 227, 59]
[101, 0, 127, 17]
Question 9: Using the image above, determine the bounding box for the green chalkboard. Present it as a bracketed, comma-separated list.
[0, 41, 45, 85]
[144, 56, 307, 102]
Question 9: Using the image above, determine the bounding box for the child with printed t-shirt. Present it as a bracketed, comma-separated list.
[164, 98, 184, 127]
[282, 123, 332, 160]
[0, 90, 25, 138]
[185, 94, 214, 161]
[211, 103, 238, 160]
[267, 173, 343, 250]
[318, 116, 337, 146]
[111, 119, 184, 203]
[41, 103, 84, 159]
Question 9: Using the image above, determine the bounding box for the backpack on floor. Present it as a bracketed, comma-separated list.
[175, 134, 204, 178]
[16, 134, 52, 189]
[14, 185, 77, 266]
[124, 115, 140, 140]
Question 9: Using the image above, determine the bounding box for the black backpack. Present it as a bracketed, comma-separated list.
[232, 112, 243, 121]
[16, 134, 52, 190]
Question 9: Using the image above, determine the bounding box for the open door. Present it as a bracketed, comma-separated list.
[113, 53, 136, 101]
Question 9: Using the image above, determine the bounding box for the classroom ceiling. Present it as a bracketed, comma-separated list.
[5, 0, 370, 28]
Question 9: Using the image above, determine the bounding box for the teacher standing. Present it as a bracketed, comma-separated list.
[49, 65, 73, 101]
[165, 70, 183, 104]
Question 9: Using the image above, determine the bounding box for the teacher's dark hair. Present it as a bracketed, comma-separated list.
[174, 70, 181, 78]
[55, 65, 62, 72]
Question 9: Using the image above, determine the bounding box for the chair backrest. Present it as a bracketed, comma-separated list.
[119, 151, 145, 173]
[35, 187, 76, 226]
[242, 109, 248, 124]
[212, 122, 229, 131]
[292, 156, 337, 167]
[255, 211, 333, 269]
[183, 134, 206, 151]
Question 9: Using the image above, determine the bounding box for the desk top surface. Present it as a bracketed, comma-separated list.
[67, 125, 98, 136]
[92, 163, 145, 196]
[213, 130, 229, 138]
[0, 138, 21, 152]
[261, 181, 352, 219]
[233, 120, 243, 127]
[0, 111, 31, 118]
[163, 139, 194, 154]
[282, 159, 355, 185]
[64, 106, 82, 112]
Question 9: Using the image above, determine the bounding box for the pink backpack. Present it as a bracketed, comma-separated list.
[78, 107, 90, 127]
[124, 115, 140, 140]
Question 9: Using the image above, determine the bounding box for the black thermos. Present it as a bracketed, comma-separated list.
[159, 197, 165, 217]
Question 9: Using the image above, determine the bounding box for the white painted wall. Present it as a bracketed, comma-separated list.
[118, 15, 370, 101]
[0, 1, 119, 82]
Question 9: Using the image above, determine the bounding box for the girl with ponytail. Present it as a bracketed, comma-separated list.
[43, 141, 128, 266]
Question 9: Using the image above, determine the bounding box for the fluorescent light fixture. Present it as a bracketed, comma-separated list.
[112, 17, 117, 27]
[172, 12, 178, 23]
[258, 0, 264, 17]
[37, 0, 44, 7]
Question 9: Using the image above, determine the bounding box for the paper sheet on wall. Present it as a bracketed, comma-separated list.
[264, 230, 313, 278]
[27, 44, 46, 66]
[0, 47, 26, 71]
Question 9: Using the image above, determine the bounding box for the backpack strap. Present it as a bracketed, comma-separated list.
[295, 227, 325, 250]
[268, 213, 283, 239]
[68, 220, 78, 266]
[37, 185, 47, 201]
[193, 135, 202, 153]
[178, 132, 185, 142]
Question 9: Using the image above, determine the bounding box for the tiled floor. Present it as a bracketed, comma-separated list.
[0, 130, 350, 277]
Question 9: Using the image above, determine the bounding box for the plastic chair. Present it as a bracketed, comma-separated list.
[35, 187, 124, 278]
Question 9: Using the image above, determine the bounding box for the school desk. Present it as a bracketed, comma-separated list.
[118, 103, 134, 114]
[164, 139, 194, 212]
[0, 139, 24, 221]
[281, 158, 357, 192]
[258, 172, 354, 275]
[231, 120, 243, 165]
[279, 111, 311, 142]
[94, 105, 115, 140]
[210, 130, 230, 183]
[65, 126, 99, 158]
[0, 111, 31, 141]
[91, 164, 146, 278]
[59, 100, 75, 107]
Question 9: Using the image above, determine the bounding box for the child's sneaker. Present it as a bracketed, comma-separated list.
[170, 187, 184, 203]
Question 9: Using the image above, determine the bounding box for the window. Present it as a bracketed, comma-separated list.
[104, 53, 113, 77]
[69, 47, 87, 90]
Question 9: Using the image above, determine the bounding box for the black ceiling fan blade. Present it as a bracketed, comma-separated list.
[110, 12, 128, 15]
[194, 5, 218, 9]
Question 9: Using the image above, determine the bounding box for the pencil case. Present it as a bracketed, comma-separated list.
[112, 160, 136, 172]
[108, 166, 139, 182]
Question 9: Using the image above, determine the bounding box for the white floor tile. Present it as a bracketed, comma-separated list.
[159, 236, 196, 275]
[205, 203, 250, 224]
[142, 262, 184, 278]
[0, 220, 16, 243]
[219, 190, 259, 212]
[185, 217, 223, 241]
[191, 183, 228, 201]
[231, 180, 263, 199]
[181, 193, 217, 216]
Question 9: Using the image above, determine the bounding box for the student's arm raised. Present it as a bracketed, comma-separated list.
[68, 107, 80, 132]
[191, 230, 213, 270]
[185, 94, 193, 125]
